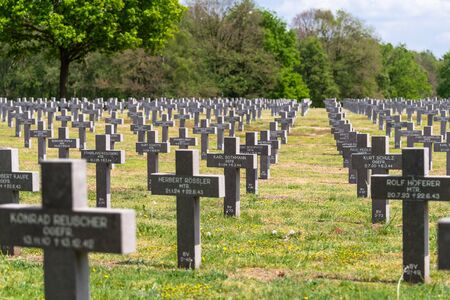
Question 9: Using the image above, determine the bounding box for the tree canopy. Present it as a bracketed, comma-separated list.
[0, 0, 445, 103]
[0, 0, 185, 98]
[438, 52, 450, 98]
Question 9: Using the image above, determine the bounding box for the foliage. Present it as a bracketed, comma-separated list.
[415, 50, 440, 96]
[0, 2, 441, 101]
[298, 36, 338, 107]
[378, 44, 432, 99]
[0, 0, 185, 97]
[437, 52, 450, 98]
[261, 10, 309, 99]
[293, 9, 383, 98]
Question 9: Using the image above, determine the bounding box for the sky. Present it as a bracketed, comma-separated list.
[255, 0, 450, 58]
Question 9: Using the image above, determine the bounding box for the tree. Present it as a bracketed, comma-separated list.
[438, 52, 450, 98]
[415, 50, 439, 96]
[262, 10, 309, 100]
[378, 44, 432, 98]
[298, 36, 338, 106]
[292, 9, 383, 98]
[0, 0, 185, 98]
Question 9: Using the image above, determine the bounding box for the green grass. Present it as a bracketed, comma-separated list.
[0, 108, 449, 299]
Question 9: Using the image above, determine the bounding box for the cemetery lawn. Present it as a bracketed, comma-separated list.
[1, 108, 450, 299]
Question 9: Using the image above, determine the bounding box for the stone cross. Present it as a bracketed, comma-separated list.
[69, 100, 81, 120]
[398, 122, 422, 148]
[240, 131, 271, 182]
[275, 111, 294, 134]
[81, 135, 125, 208]
[130, 115, 152, 155]
[189, 104, 203, 127]
[269, 121, 288, 145]
[72, 114, 93, 150]
[44, 103, 57, 130]
[153, 113, 174, 143]
[259, 130, 281, 164]
[438, 218, 450, 270]
[150, 149, 224, 269]
[433, 111, 450, 137]
[410, 126, 441, 169]
[225, 110, 242, 137]
[371, 148, 450, 283]
[21, 111, 36, 148]
[392, 119, 410, 148]
[336, 129, 356, 156]
[55, 109, 72, 128]
[342, 133, 371, 184]
[0, 148, 39, 255]
[82, 105, 97, 132]
[48, 127, 80, 159]
[351, 136, 402, 223]
[385, 115, 399, 137]
[378, 109, 391, 130]
[105, 111, 124, 133]
[334, 123, 354, 154]
[193, 119, 217, 160]
[30, 121, 53, 162]
[0, 159, 135, 299]
[422, 109, 438, 126]
[211, 116, 230, 150]
[174, 108, 191, 128]
[207, 137, 257, 216]
[136, 130, 170, 190]
[12, 107, 23, 137]
[105, 124, 123, 150]
[434, 132, 450, 175]
[170, 128, 197, 149]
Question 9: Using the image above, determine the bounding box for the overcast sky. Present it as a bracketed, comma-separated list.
[255, 0, 450, 58]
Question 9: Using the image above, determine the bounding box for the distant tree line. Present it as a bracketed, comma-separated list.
[0, 0, 448, 107]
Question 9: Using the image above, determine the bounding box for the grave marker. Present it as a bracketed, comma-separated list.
[0, 159, 135, 299]
[351, 136, 402, 222]
[342, 133, 371, 184]
[0, 148, 39, 255]
[136, 130, 170, 190]
[434, 132, 450, 175]
[207, 137, 257, 216]
[150, 150, 224, 269]
[170, 128, 197, 149]
[48, 127, 80, 159]
[240, 131, 271, 183]
[72, 114, 93, 150]
[411, 126, 441, 169]
[438, 218, 450, 270]
[211, 116, 231, 150]
[81, 135, 125, 208]
[30, 121, 53, 162]
[193, 119, 216, 160]
[154, 114, 174, 143]
[372, 148, 450, 283]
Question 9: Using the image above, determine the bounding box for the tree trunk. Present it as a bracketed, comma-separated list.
[59, 48, 70, 100]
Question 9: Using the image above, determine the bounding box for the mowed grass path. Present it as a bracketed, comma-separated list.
[0, 107, 449, 299]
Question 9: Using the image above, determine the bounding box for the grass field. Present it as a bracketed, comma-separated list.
[0, 107, 450, 299]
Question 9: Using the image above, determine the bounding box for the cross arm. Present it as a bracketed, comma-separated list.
[81, 150, 125, 164]
[351, 154, 402, 170]
[0, 205, 136, 254]
[48, 139, 80, 149]
[371, 175, 450, 201]
[206, 153, 257, 169]
[150, 173, 225, 197]
[0, 171, 39, 192]
[240, 144, 271, 156]
[136, 142, 170, 153]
